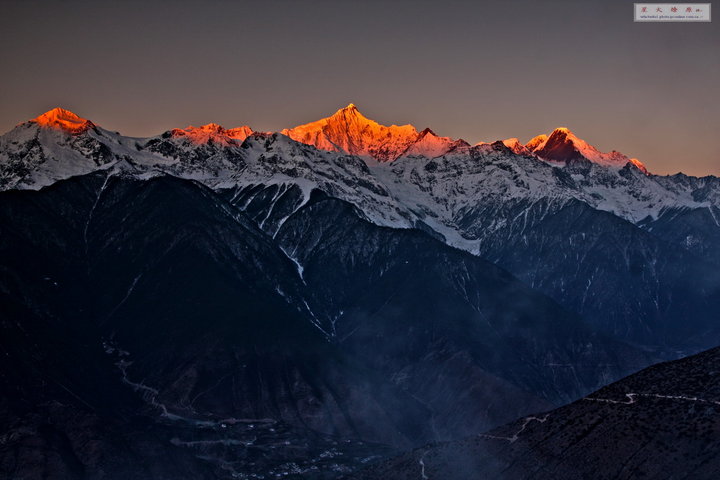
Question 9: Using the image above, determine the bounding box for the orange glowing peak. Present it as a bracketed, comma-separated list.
[525, 134, 548, 152]
[281, 103, 470, 161]
[629, 158, 649, 174]
[170, 123, 253, 145]
[32, 108, 93, 134]
[528, 127, 648, 172]
[282, 103, 421, 162]
[502, 138, 531, 155]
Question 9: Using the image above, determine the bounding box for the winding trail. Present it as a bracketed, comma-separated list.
[474, 392, 719, 447]
[107, 341, 275, 428]
[584, 392, 720, 406]
[478, 415, 550, 443]
[170, 437, 256, 447]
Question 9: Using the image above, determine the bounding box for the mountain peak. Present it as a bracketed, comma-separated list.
[502, 137, 531, 155]
[170, 123, 253, 145]
[529, 127, 648, 172]
[282, 104, 419, 162]
[525, 134, 548, 151]
[327, 102, 371, 123]
[403, 127, 468, 158]
[31, 108, 93, 134]
[547, 127, 582, 144]
[198, 123, 223, 132]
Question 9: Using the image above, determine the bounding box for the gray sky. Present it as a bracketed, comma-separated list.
[1, 0, 718, 175]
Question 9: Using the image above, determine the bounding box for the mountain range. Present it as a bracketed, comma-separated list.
[3, 105, 719, 345]
[1, 104, 719, 479]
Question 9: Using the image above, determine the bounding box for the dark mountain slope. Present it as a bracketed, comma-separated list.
[274, 192, 650, 440]
[0, 178, 219, 478]
[350, 346, 720, 480]
[470, 197, 720, 348]
[640, 205, 720, 268]
[0, 172, 661, 478]
[384, 150, 720, 351]
[0, 173, 435, 479]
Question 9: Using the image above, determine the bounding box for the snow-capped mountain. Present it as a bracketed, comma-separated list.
[1, 105, 719, 346]
[381, 141, 707, 243]
[0, 108, 118, 190]
[4, 105, 720, 248]
[32, 107, 95, 133]
[528, 126, 649, 173]
[281, 103, 416, 162]
[281, 103, 468, 162]
[3, 105, 716, 225]
[1, 105, 719, 479]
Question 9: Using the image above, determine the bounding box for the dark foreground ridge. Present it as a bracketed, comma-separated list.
[349, 346, 720, 480]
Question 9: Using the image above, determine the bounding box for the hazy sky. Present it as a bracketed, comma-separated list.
[1, 0, 718, 175]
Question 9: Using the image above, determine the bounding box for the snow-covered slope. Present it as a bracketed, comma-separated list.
[0, 109, 119, 190]
[0, 109, 415, 230]
[1, 107, 718, 242]
[2, 107, 720, 347]
[371, 141, 712, 252]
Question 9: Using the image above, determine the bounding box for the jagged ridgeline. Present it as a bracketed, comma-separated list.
[1, 105, 719, 479]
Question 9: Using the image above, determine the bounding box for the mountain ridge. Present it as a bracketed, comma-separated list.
[2, 105, 720, 349]
[20, 105, 650, 171]
[3, 105, 718, 255]
[0, 170, 651, 478]
[2, 105, 720, 479]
